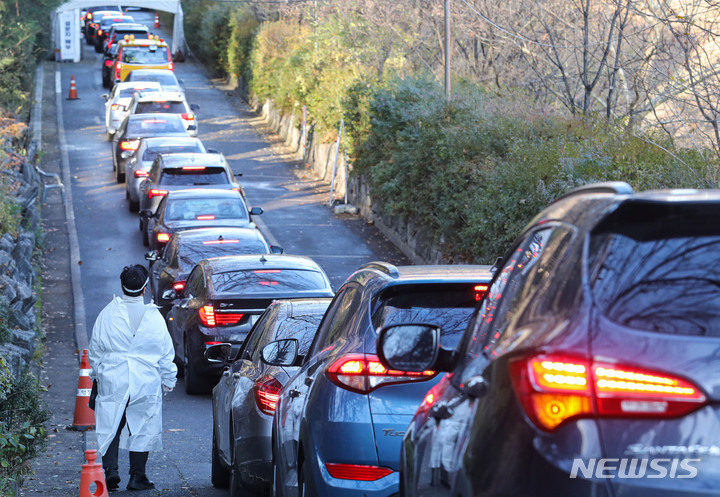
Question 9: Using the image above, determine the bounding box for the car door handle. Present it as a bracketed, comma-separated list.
[430, 403, 454, 420]
[288, 389, 300, 398]
[304, 377, 313, 387]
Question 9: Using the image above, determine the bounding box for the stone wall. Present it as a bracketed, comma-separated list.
[252, 98, 450, 265]
[0, 147, 41, 379]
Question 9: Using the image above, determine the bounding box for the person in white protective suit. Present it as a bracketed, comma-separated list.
[88, 264, 177, 491]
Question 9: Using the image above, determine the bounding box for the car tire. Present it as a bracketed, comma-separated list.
[142, 225, 149, 247]
[94, 41, 102, 53]
[128, 198, 139, 213]
[298, 458, 309, 497]
[229, 448, 243, 497]
[184, 340, 208, 395]
[173, 357, 184, 377]
[211, 426, 230, 488]
[116, 164, 125, 183]
[106, 131, 113, 141]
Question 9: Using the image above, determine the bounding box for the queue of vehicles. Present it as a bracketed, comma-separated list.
[95, 12, 719, 497]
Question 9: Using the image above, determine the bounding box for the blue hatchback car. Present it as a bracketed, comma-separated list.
[270, 262, 493, 497]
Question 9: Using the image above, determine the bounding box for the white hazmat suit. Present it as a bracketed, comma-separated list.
[89, 296, 177, 456]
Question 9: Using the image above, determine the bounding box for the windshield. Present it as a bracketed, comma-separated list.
[136, 101, 186, 113]
[127, 118, 185, 135]
[128, 72, 177, 85]
[158, 167, 229, 186]
[119, 87, 159, 98]
[372, 283, 482, 350]
[164, 197, 247, 221]
[178, 240, 268, 271]
[211, 269, 328, 294]
[142, 144, 202, 161]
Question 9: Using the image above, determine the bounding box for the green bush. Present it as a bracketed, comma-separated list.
[0, 358, 49, 495]
[226, 9, 259, 81]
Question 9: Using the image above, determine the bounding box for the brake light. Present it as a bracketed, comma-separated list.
[97, 29, 103, 36]
[509, 354, 707, 432]
[120, 140, 139, 151]
[202, 239, 239, 245]
[156, 232, 171, 243]
[325, 463, 393, 481]
[148, 189, 168, 198]
[105, 60, 113, 67]
[253, 375, 283, 415]
[115, 61, 122, 70]
[474, 284, 488, 301]
[181, 113, 195, 121]
[198, 305, 243, 327]
[168, 61, 173, 70]
[326, 354, 436, 394]
[196, 215, 215, 220]
[182, 166, 205, 171]
[110, 103, 124, 111]
[134, 170, 149, 178]
[172, 281, 185, 291]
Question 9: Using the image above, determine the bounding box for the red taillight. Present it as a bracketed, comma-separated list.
[182, 166, 205, 171]
[181, 113, 195, 121]
[198, 305, 243, 327]
[105, 60, 113, 67]
[156, 232, 171, 243]
[110, 103, 124, 111]
[120, 140, 139, 151]
[97, 29, 103, 36]
[205, 341, 222, 345]
[172, 281, 185, 291]
[474, 284, 488, 301]
[253, 375, 283, 415]
[148, 189, 168, 198]
[196, 215, 215, 220]
[326, 354, 436, 394]
[202, 240, 239, 245]
[134, 170, 149, 178]
[509, 354, 707, 432]
[115, 61, 122, 70]
[325, 463, 393, 481]
[168, 61, 173, 70]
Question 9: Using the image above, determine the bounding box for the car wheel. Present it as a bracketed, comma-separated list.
[184, 340, 207, 395]
[173, 357, 184, 378]
[229, 447, 243, 497]
[128, 198, 139, 213]
[142, 225, 149, 247]
[106, 131, 113, 141]
[298, 458, 309, 497]
[211, 426, 230, 488]
[272, 455, 282, 497]
[115, 163, 125, 183]
[94, 41, 102, 53]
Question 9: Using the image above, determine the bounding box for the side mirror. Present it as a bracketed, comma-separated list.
[187, 125, 197, 131]
[249, 207, 263, 216]
[190, 103, 199, 111]
[377, 323, 441, 372]
[145, 250, 159, 262]
[270, 245, 284, 254]
[101, 93, 109, 100]
[207, 148, 219, 154]
[234, 172, 243, 177]
[260, 339, 298, 367]
[162, 288, 178, 301]
[205, 343, 232, 363]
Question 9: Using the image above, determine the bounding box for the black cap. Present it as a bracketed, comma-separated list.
[120, 264, 149, 296]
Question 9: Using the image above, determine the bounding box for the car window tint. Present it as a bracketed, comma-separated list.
[121, 46, 169, 64]
[240, 307, 274, 362]
[159, 168, 229, 187]
[119, 87, 159, 98]
[266, 308, 326, 358]
[178, 240, 268, 272]
[136, 101, 186, 114]
[211, 269, 328, 294]
[142, 145, 202, 162]
[589, 231, 720, 336]
[183, 266, 204, 298]
[316, 285, 361, 352]
[164, 197, 246, 221]
[371, 283, 481, 351]
[129, 73, 177, 86]
[127, 118, 184, 135]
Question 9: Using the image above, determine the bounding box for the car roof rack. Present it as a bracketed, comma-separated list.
[360, 261, 400, 278]
[551, 181, 633, 204]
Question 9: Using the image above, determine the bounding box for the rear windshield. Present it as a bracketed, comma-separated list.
[119, 87, 159, 98]
[121, 46, 169, 64]
[142, 144, 202, 161]
[128, 73, 177, 85]
[158, 167, 229, 186]
[372, 283, 484, 350]
[178, 240, 268, 271]
[136, 101, 186, 114]
[589, 205, 720, 336]
[164, 197, 247, 221]
[127, 118, 185, 135]
[211, 269, 328, 294]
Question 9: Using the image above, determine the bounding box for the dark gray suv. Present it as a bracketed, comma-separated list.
[379, 182, 720, 497]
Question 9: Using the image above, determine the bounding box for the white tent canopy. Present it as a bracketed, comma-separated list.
[52, 1, 184, 63]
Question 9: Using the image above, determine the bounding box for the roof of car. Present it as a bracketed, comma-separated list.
[165, 189, 242, 201]
[118, 38, 168, 48]
[134, 91, 185, 102]
[158, 153, 227, 168]
[174, 227, 265, 243]
[201, 254, 328, 274]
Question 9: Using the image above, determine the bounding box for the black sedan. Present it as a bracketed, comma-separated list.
[166, 254, 334, 394]
[208, 298, 331, 495]
[145, 189, 262, 250]
[145, 227, 282, 317]
[111, 113, 191, 182]
[377, 182, 720, 497]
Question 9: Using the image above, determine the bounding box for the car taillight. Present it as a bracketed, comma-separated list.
[110, 103, 125, 111]
[325, 463, 393, 481]
[168, 61, 174, 70]
[326, 354, 436, 394]
[198, 305, 243, 327]
[172, 280, 185, 291]
[181, 113, 195, 121]
[182, 166, 205, 171]
[120, 140, 139, 151]
[148, 189, 168, 198]
[253, 375, 283, 415]
[509, 354, 707, 432]
[156, 232, 171, 243]
[97, 29, 103, 35]
[202, 239, 239, 245]
[134, 170, 149, 178]
[196, 215, 215, 220]
[105, 60, 113, 67]
[474, 284, 488, 301]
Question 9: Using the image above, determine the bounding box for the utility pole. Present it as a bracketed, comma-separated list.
[444, 0, 451, 100]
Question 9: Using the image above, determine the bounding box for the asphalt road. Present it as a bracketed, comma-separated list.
[25, 10, 408, 497]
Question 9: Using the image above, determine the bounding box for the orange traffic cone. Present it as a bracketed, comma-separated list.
[79, 450, 108, 497]
[154, 13, 160, 28]
[67, 349, 95, 431]
[68, 75, 78, 100]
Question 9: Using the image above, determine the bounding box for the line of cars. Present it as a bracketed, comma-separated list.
[96, 20, 718, 496]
